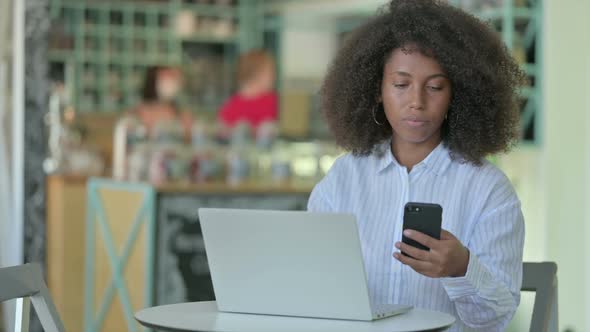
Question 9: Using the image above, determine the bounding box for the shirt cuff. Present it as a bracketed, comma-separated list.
[440, 250, 489, 300]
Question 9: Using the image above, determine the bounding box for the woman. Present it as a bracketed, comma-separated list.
[308, 1, 526, 331]
[218, 49, 278, 130]
[133, 66, 192, 141]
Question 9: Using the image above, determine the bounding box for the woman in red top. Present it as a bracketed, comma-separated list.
[218, 49, 278, 129]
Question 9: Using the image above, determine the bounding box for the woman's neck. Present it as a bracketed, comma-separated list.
[391, 136, 441, 172]
[239, 83, 270, 98]
[239, 86, 263, 98]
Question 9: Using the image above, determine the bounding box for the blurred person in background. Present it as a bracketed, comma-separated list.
[132, 66, 193, 142]
[217, 49, 278, 131]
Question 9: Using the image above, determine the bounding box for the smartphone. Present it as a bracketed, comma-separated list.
[401, 202, 442, 257]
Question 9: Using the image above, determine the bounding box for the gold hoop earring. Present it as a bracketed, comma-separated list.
[372, 105, 384, 126]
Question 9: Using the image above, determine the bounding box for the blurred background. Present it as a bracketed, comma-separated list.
[0, 0, 589, 331]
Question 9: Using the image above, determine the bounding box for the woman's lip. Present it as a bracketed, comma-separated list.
[403, 119, 428, 127]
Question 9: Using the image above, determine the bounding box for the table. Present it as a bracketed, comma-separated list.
[135, 301, 455, 332]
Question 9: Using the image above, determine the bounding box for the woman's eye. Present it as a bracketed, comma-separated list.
[428, 86, 443, 91]
[393, 83, 408, 88]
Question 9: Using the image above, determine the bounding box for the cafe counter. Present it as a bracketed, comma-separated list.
[46, 175, 312, 332]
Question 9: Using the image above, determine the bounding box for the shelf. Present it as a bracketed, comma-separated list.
[49, 0, 248, 114]
[476, 7, 533, 21]
[55, 2, 238, 20]
[48, 49, 73, 62]
[471, 2, 541, 144]
[180, 34, 237, 44]
[48, 52, 181, 66]
[55, 1, 171, 12]
[156, 180, 315, 194]
[181, 3, 238, 19]
[81, 27, 172, 39]
[518, 86, 535, 99]
[522, 64, 537, 76]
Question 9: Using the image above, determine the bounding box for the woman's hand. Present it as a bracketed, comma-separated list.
[393, 229, 469, 278]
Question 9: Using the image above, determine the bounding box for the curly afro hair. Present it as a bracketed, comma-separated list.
[320, 0, 526, 165]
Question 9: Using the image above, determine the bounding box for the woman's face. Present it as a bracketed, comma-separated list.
[157, 68, 182, 101]
[255, 62, 276, 92]
[381, 47, 451, 146]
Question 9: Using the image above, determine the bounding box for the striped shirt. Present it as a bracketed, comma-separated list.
[307, 141, 525, 331]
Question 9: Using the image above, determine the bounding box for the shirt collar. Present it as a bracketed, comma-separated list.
[376, 140, 453, 176]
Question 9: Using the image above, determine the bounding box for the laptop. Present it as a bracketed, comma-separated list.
[198, 208, 413, 321]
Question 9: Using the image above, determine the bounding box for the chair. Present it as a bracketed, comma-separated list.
[522, 262, 558, 332]
[0, 263, 65, 332]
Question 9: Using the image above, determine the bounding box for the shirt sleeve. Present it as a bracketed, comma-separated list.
[307, 156, 344, 213]
[307, 170, 337, 213]
[440, 185, 525, 330]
